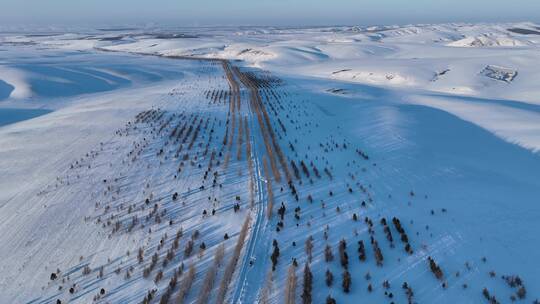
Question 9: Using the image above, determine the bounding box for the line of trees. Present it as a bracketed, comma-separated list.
[215, 216, 250, 304]
[285, 264, 297, 304]
[176, 264, 196, 304]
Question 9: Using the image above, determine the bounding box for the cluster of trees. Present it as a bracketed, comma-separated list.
[82, 265, 91, 276]
[134, 108, 163, 124]
[243, 116, 256, 206]
[301, 263, 313, 304]
[338, 239, 352, 293]
[141, 289, 157, 304]
[380, 218, 394, 247]
[357, 240, 366, 262]
[234, 66, 293, 185]
[370, 236, 384, 266]
[143, 252, 159, 278]
[176, 264, 196, 304]
[196, 244, 225, 304]
[204, 88, 229, 105]
[482, 288, 500, 304]
[300, 160, 311, 178]
[237, 116, 244, 161]
[294, 207, 301, 221]
[310, 163, 321, 179]
[402, 282, 414, 304]
[502, 275, 527, 300]
[291, 160, 301, 180]
[157, 268, 179, 304]
[288, 180, 299, 202]
[92, 288, 107, 302]
[365, 217, 374, 235]
[427, 257, 444, 280]
[67, 60, 471, 304]
[263, 157, 275, 219]
[392, 217, 413, 254]
[356, 148, 369, 160]
[54, 62, 270, 304]
[382, 280, 394, 299]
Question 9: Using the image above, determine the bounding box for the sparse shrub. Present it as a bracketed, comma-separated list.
[82, 265, 91, 276]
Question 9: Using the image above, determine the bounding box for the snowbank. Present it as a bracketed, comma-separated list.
[0, 66, 32, 99]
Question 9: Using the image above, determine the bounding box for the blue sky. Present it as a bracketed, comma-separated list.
[2, 0, 540, 26]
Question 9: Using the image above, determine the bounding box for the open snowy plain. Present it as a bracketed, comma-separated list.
[0, 22, 539, 304]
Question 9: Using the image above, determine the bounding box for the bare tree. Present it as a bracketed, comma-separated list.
[176, 264, 196, 304]
[216, 216, 251, 304]
[305, 236, 314, 263]
[260, 270, 273, 304]
[196, 244, 226, 304]
[285, 264, 297, 304]
[138, 247, 145, 263]
[263, 157, 274, 219]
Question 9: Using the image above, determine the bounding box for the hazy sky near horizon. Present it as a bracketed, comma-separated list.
[2, 0, 540, 26]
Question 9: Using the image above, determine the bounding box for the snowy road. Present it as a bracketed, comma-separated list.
[230, 67, 272, 304]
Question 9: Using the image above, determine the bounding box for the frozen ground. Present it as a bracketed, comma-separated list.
[0, 22, 539, 304]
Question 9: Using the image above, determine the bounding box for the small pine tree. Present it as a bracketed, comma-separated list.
[325, 245, 334, 262]
[326, 295, 336, 304]
[301, 263, 313, 304]
[325, 269, 334, 287]
[342, 270, 352, 293]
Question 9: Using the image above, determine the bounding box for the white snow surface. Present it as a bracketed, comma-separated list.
[0, 22, 539, 304]
[0, 66, 32, 99]
[54, 21, 540, 152]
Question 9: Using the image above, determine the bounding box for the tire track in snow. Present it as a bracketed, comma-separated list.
[229, 64, 270, 304]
